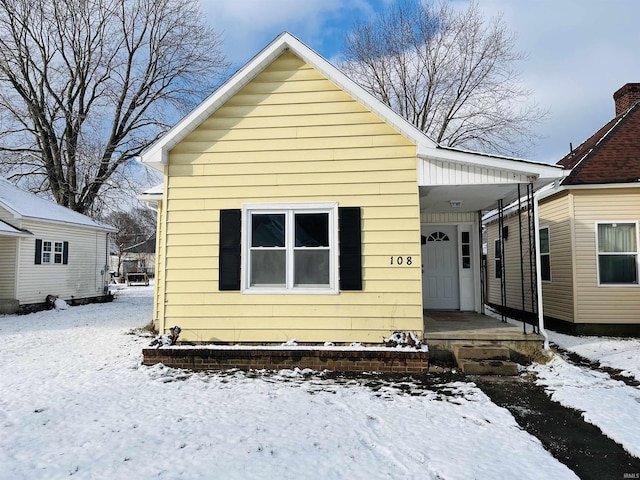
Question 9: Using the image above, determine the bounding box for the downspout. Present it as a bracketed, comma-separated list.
[532, 190, 549, 350]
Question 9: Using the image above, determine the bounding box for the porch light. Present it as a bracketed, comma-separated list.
[450, 200, 463, 208]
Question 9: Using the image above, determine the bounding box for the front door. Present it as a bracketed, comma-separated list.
[421, 225, 459, 309]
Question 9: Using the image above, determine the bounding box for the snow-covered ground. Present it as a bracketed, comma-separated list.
[533, 330, 640, 458]
[0, 286, 637, 479]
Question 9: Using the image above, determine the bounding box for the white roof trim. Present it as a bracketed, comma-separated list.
[140, 32, 435, 170]
[0, 219, 32, 237]
[419, 146, 567, 180]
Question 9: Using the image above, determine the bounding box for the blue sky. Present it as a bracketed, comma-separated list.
[201, 0, 640, 164]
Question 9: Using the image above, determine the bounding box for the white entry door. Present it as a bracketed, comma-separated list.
[421, 225, 459, 309]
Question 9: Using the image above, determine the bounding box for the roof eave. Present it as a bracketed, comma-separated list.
[20, 215, 117, 233]
[418, 145, 568, 180]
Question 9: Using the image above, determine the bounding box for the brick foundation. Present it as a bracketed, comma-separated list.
[142, 347, 430, 374]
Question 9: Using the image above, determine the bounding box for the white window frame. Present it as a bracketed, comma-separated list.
[539, 226, 551, 282]
[595, 221, 639, 287]
[42, 240, 52, 264]
[241, 202, 339, 294]
[41, 240, 65, 264]
[53, 241, 64, 264]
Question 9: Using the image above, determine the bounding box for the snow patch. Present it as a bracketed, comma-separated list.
[53, 298, 69, 310]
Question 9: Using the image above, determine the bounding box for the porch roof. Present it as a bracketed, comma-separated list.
[0, 219, 32, 238]
[418, 147, 567, 214]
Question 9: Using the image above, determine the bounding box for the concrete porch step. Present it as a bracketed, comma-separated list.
[457, 358, 519, 376]
[453, 343, 518, 375]
[454, 344, 510, 361]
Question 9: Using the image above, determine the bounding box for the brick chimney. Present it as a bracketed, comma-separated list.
[613, 83, 640, 115]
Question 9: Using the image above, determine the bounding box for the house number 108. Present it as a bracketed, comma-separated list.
[390, 256, 412, 265]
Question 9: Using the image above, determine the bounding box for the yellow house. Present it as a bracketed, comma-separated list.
[486, 83, 640, 336]
[141, 33, 563, 344]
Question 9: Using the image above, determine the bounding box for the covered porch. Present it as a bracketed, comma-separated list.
[418, 147, 564, 315]
[417, 147, 565, 364]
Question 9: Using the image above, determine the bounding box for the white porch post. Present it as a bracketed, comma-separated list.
[533, 190, 550, 350]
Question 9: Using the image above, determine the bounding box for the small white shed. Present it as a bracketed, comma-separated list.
[0, 178, 116, 313]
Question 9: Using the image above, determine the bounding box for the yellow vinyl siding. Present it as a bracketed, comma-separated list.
[160, 51, 422, 343]
[153, 197, 166, 332]
[572, 188, 640, 324]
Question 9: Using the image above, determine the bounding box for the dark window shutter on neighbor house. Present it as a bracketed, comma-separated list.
[63, 241, 69, 265]
[219, 209, 242, 290]
[35, 239, 42, 264]
[339, 207, 362, 290]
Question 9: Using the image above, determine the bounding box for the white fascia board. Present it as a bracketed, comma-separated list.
[535, 181, 640, 204]
[140, 40, 287, 169]
[22, 216, 118, 233]
[0, 219, 31, 237]
[418, 145, 567, 180]
[140, 32, 436, 171]
[138, 193, 163, 203]
[0, 200, 23, 220]
[482, 181, 563, 224]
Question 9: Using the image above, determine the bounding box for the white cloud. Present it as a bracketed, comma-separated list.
[202, 0, 375, 65]
[475, 0, 640, 161]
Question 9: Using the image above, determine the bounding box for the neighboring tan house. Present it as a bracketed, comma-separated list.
[487, 83, 640, 336]
[0, 177, 116, 313]
[140, 32, 563, 344]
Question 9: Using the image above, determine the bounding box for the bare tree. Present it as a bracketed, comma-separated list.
[0, 0, 229, 216]
[107, 206, 156, 277]
[341, 0, 546, 157]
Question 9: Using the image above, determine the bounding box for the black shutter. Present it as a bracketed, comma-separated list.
[339, 207, 362, 290]
[35, 239, 42, 264]
[63, 241, 69, 264]
[219, 209, 241, 291]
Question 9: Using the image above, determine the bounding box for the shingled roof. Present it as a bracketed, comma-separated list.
[558, 85, 640, 186]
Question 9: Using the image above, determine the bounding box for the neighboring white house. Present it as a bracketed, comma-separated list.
[0, 177, 117, 313]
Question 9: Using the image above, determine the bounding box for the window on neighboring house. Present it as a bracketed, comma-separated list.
[461, 231, 471, 269]
[54, 241, 64, 264]
[539, 227, 551, 281]
[35, 239, 68, 265]
[42, 241, 52, 264]
[243, 203, 337, 292]
[597, 222, 638, 285]
[494, 239, 502, 279]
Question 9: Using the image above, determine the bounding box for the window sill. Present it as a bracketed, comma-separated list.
[241, 287, 339, 295]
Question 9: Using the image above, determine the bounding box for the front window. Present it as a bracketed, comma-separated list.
[597, 222, 638, 285]
[244, 203, 337, 293]
[539, 227, 551, 281]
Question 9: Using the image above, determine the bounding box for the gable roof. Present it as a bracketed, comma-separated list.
[0, 177, 116, 231]
[140, 31, 564, 182]
[557, 101, 640, 185]
[141, 32, 436, 170]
